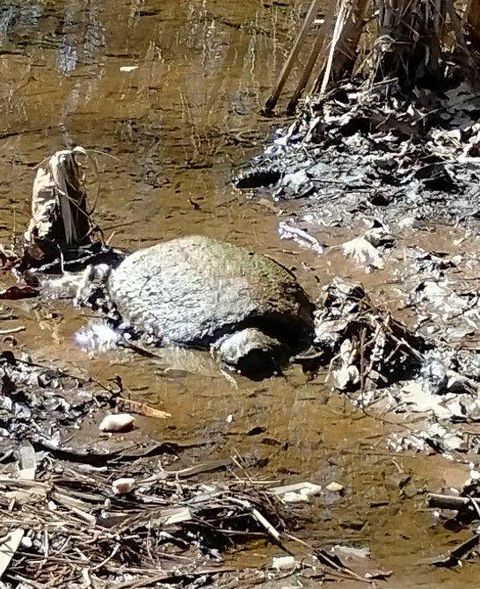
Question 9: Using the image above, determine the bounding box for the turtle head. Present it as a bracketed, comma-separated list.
[74, 263, 112, 307]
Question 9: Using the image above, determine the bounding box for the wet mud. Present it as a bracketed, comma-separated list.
[1, 1, 479, 587]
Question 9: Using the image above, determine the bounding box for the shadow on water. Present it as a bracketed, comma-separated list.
[0, 1, 478, 585]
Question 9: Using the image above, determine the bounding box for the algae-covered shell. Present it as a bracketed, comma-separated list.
[107, 235, 313, 347]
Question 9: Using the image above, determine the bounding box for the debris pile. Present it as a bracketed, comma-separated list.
[0, 467, 288, 587]
[0, 351, 379, 587]
[235, 82, 480, 229]
[314, 279, 425, 391]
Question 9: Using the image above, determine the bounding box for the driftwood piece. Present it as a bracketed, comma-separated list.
[428, 493, 471, 509]
[0, 444, 38, 579]
[428, 493, 479, 510]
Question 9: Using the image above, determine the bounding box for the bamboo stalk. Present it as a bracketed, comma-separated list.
[264, 0, 323, 113]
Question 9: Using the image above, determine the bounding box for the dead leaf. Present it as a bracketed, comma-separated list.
[0, 285, 39, 300]
[117, 397, 171, 419]
[342, 236, 384, 270]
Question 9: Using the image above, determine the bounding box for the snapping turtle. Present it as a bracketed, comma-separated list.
[97, 235, 314, 376]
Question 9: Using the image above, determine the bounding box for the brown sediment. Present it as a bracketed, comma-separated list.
[0, 1, 480, 586]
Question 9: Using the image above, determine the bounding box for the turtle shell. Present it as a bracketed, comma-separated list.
[107, 235, 314, 346]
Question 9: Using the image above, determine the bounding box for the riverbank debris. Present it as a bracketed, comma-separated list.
[315, 279, 424, 391]
[99, 413, 135, 432]
[15, 147, 121, 274]
[427, 474, 480, 567]
[0, 350, 378, 587]
[24, 148, 93, 257]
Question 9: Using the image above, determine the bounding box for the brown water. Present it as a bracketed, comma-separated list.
[0, 1, 478, 586]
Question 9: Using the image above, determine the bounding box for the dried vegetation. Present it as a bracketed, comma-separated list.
[0, 351, 380, 588]
[268, 0, 480, 115]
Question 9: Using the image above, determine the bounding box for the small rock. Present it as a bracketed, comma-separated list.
[326, 482, 344, 493]
[271, 555, 296, 571]
[112, 477, 136, 495]
[99, 413, 135, 432]
[270, 481, 322, 503]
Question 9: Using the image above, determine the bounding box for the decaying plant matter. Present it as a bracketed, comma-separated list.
[314, 279, 425, 391]
[0, 351, 376, 588]
[23, 148, 99, 266]
[268, 0, 480, 114]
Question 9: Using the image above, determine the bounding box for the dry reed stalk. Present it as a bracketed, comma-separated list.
[264, 0, 323, 112]
[270, 0, 478, 113]
[328, 0, 371, 83]
[369, 0, 455, 86]
[319, 0, 350, 96]
[288, 0, 338, 102]
[286, 15, 331, 113]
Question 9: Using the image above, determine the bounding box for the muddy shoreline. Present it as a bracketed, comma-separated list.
[1, 1, 480, 587]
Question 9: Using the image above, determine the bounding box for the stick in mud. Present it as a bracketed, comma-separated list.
[264, 0, 323, 113]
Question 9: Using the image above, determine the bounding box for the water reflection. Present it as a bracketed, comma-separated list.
[57, 0, 106, 75]
[0, 1, 43, 44]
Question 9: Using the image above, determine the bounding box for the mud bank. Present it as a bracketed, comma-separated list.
[233, 74, 480, 579]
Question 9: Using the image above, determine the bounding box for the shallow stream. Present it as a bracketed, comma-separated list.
[0, 1, 478, 586]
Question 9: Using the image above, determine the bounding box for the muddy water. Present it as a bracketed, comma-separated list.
[0, 1, 478, 586]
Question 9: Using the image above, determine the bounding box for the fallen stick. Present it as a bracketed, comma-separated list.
[0, 326, 26, 336]
[0, 444, 37, 579]
[116, 397, 171, 420]
[427, 493, 477, 510]
[429, 532, 480, 567]
[111, 568, 238, 589]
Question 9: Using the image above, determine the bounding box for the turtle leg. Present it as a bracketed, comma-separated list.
[214, 327, 287, 378]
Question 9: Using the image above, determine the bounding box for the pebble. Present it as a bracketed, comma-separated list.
[99, 413, 135, 432]
[112, 477, 137, 495]
[326, 482, 344, 493]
